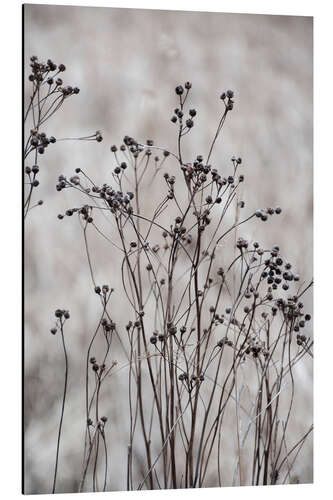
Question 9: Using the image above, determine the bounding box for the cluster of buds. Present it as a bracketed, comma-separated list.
[28, 56, 80, 95]
[89, 357, 105, 375]
[29, 129, 56, 155]
[57, 202, 95, 222]
[101, 317, 116, 333]
[87, 416, 108, 427]
[56, 173, 82, 192]
[150, 330, 166, 345]
[25, 164, 42, 193]
[296, 333, 308, 346]
[163, 172, 175, 200]
[174, 81, 192, 96]
[197, 208, 211, 233]
[217, 336, 233, 348]
[261, 248, 300, 292]
[170, 82, 196, 129]
[169, 82, 199, 134]
[98, 183, 134, 214]
[178, 371, 205, 392]
[231, 156, 242, 166]
[50, 308, 70, 334]
[236, 237, 249, 250]
[28, 56, 60, 82]
[167, 322, 178, 336]
[180, 153, 243, 197]
[210, 310, 225, 325]
[181, 157, 213, 191]
[255, 206, 282, 222]
[58, 85, 80, 96]
[276, 296, 312, 332]
[54, 308, 70, 319]
[220, 89, 235, 111]
[244, 335, 268, 359]
[112, 135, 145, 158]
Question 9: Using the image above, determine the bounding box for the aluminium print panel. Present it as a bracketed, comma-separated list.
[23, 4, 313, 494]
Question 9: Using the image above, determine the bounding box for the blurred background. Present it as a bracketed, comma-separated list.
[24, 4, 313, 494]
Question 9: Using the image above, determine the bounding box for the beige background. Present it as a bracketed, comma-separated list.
[24, 4, 313, 494]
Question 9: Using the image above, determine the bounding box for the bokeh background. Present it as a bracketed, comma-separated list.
[24, 4, 313, 494]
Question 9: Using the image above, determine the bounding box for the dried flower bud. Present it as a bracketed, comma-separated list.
[55, 309, 63, 318]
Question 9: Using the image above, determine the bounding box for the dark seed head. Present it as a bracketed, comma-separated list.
[55, 309, 63, 318]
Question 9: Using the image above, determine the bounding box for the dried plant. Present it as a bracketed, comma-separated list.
[25, 59, 313, 492]
[24, 56, 102, 219]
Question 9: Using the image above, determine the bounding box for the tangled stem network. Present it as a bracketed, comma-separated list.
[25, 64, 313, 492]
